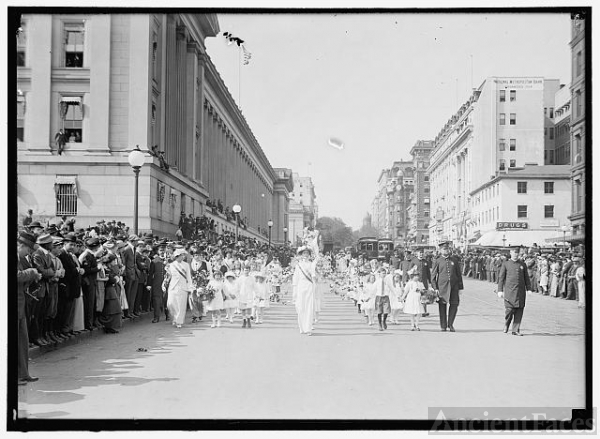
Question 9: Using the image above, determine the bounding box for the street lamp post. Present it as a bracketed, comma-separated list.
[233, 204, 242, 241]
[283, 227, 288, 244]
[127, 146, 145, 235]
[267, 219, 273, 248]
[561, 225, 568, 252]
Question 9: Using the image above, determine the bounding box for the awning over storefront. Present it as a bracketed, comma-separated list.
[473, 230, 566, 247]
[60, 96, 81, 104]
[545, 233, 585, 244]
[54, 175, 78, 195]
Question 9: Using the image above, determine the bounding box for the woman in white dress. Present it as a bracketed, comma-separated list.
[292, 246, 318, 335]
[223, 271, 239, 323]
[253, 271, 270, 324]
[164, 248, 193, 328]
[401, 270, 425, 331]
[206, 270, 225, 328]
[361, 274, 377, 326]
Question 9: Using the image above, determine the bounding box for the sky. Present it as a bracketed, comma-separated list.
[205, 12, 572, 230]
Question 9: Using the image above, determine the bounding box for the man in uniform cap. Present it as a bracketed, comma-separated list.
[431, 241, 464, 332]
[497, 245, 532, 336]
[17, 231, 43, 384]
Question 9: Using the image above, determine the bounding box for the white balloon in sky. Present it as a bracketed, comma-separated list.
[328, 138, 344, 150]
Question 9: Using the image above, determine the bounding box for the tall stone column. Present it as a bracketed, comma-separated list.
[89, 15, 111, 154]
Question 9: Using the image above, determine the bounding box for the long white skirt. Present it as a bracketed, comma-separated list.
[72, 294, 85, 332]
[167, 290, 188, 325]
[295, 284, 315, 334]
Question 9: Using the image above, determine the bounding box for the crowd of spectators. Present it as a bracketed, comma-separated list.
[16, 211, 296, 385]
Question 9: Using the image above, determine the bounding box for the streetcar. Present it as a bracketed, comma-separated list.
[377, 238, 394, 262]
[356, 237, 378, 260]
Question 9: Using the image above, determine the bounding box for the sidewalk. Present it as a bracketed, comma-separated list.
[28, 312, 154, 360]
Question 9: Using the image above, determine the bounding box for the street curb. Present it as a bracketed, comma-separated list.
[28, 312, 153, 361]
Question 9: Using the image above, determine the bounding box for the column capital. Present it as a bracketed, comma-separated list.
[176, 25, 187, 41]
[187, 41, 201, 54]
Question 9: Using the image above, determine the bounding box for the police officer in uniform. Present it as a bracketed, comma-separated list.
[431, 241, 463, 332]
[497, 245, 531, 336]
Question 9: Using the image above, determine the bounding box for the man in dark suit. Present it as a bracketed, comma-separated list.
[79, 238, 102, 331]
[148, 244, 167, 322]
[134, 244, 151, 314]
[431, 241, 464, 332]
[411, 248, 432, 316]
[31, 233, 56, 346]
[18, 232, 42, 384]
[497, 245, 531, 336]
[58, 234, 83, 336]
[121, 235, 138, 318]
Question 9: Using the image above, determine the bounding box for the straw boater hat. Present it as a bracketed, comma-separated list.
[297, 245, 312, 254]
[224, 271, 236, 279]
[172, 248, 186, 258]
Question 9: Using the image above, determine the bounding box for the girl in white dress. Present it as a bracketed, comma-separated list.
[237, 264, 256, 328]
[206, 270, 225, 328]
[361, 274, 376, 326]
[389, 272, 404, 325]
[165, 248, 193, 328]
[253, 271, 269, 324]
[402, 270, 425, 331]
[223, 271, 239, 323]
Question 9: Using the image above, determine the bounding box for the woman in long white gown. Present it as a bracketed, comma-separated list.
[292, 246, 318, 335]
[165, 248, 193, 328]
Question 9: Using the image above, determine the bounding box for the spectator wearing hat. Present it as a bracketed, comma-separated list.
[29, 221, 44, 236]
[164, 248, 193, 328]
[79, 238, 102, 331]
[497, 246, 532, 336]
[30, 233, 56, 346]
[121, 236, 139, 319]
[431, 241, 464, 332]
[148, 243, 168, 323]
[574, 255, 585, 309]
[549, 256, 561, 297]
[565, 255, 579, 301]
[46, 237, 67, 344]
[57, 234, 84, 337]
[17, 231, 43, 385]
[98, 253, 123, 333]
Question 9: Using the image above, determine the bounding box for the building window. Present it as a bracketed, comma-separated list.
[499, 159, 506, 171]
[576, 50, 583, 77]
[510, 90, 516, 102]
[17, 93, 26, 142]
[549, 127, 554, 140]
[60, 97, 83, 142]
[575, 90, 582, 118]
[509, 159, 516, 168]
[499, 139, 506, 151]
[499, 90, 506, 102]
[424, 188, 430, 194]
[544, 107, 547, 117]
[517, 205, 527, 218]
[510, 113, 516, 125]
[499, 113, 506, 125]
[549, 107, 554, 119]
[56, 183, 78, 216]
[424, 210, 430, 218]
[544, 127, 547, 137]
[64, 22, 85, 67]
[544, 182, 554, 194]
[16, 22, 27, 67]
[424, 176, 429, 182]
[548, 150, 555, 164]
[517, 182, 527, 194]
[544, 205, 554, 218]
[509, 138, 516, 151]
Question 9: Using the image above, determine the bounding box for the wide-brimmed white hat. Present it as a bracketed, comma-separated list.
[172, 248, 186, 258]
[253, 271, 267, 279]
[297, 245, 312, 254]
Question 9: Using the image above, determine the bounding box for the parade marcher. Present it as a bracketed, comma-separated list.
[206, 270, 225, 328]
[253, 271, 270, 324]
[399, 250, 413, 285]
[148, 243, 167, 323]
[164, 248, 193, 328]
[361, 274, 376, 326]
[538, 255, 549, 295]
[237, 263, 256, 328]
[549, 256, 561, 297]
[497, 245, 532, 336]
[401, 269, 425, 331]
[374, 266, 392, 331]
[410, 249, 431, 316]
[292, 246, 317, 335]
[223, 271, 239, 323]
[388, 271, 404, 325]
[18, 231, 43, 385]
[431, 241, 464, 332]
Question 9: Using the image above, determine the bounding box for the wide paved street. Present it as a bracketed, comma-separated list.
[18, 278, 585, 420]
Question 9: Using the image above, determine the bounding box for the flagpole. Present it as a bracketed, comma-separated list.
[238, 45, 242, 107]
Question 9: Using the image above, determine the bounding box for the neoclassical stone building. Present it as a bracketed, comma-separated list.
[16, 12, 292, 240]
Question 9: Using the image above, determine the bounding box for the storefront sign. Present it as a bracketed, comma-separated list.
[493, 78, 543, 90]
[496, 222, 528, 230]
